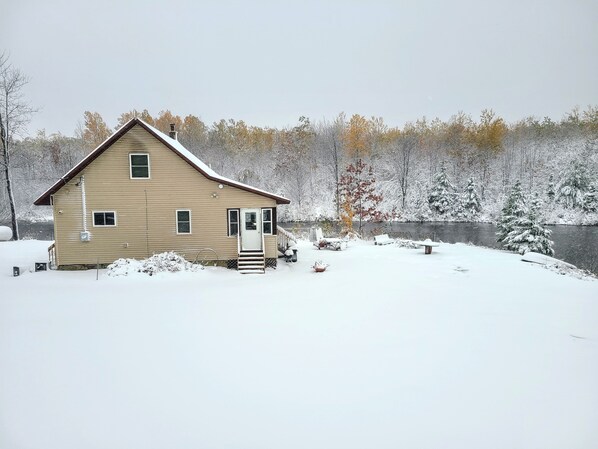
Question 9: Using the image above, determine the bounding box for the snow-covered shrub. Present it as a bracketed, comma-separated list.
[395, 239, 419, 249]
[139, 252, 200, 276]
[582, 183, 598, 212]
[106, 258, 142, 276]
[107, 252, 202, 276]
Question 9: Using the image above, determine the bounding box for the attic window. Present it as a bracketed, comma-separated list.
[130, 153, 150, 178]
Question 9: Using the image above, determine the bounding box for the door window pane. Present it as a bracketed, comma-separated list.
[245, 212, 257, 230]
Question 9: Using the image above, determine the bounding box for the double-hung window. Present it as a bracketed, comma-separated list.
[228, 209, 239, 236]
[262, 208, 273, 235]
[93, 211, 116, 227]
[130, 153, 150, 178]
[176, 210, 191, 234]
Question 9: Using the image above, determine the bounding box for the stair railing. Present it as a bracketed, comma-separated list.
[277, 226, 298, 252]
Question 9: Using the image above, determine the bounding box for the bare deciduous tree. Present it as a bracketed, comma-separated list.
[0, 54, 35, 240]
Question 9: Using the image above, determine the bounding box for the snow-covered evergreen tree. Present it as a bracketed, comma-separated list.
[503, 194, 554, 256]
[428, 162, 456, 215]
[546, 174, 555, 202]
[583, 183, 598, 212]
[496, 180, 526, 243]
[556, 160, 590, 208]
[462, 177, 482, 216]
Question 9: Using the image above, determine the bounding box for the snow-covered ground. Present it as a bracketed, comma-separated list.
[1, 240, 597, 449]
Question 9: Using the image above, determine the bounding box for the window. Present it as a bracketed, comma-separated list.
[176, 210, 191, 234]
[130, 153, 150, 178]
[228, 209, 239, 236]
[262, 208, 272, 234]
[245, 212, 257, 230]
[93, 211, 116, 227]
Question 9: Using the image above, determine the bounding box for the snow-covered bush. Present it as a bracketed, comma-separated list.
[107, 252, 202, 276]
[582, 183, 598, 212]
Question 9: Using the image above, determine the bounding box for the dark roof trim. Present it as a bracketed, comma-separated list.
[34, 118, 290, 205]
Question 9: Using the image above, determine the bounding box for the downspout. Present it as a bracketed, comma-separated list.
[80, 175, 87, 232]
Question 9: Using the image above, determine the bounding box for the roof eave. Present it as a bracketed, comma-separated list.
[33, 119, 141, 206]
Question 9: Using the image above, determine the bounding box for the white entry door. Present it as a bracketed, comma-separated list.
[240, 208, 262, 251]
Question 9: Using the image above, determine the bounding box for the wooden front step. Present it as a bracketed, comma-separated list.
[238, 251, 265, 274]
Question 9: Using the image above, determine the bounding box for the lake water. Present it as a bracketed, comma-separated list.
[5, 220, 598, 275]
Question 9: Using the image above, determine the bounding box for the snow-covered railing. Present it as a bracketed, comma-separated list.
[277, 226, 298, 252]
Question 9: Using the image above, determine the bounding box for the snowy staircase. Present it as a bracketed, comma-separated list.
[237, 251, 265, 274]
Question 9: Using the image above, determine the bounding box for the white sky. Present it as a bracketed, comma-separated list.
[2, 0, 597, 135]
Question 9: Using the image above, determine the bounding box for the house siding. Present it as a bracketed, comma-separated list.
[52, 124, 278, 267]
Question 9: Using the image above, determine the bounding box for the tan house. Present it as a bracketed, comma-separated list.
[34, 118, 291, 273]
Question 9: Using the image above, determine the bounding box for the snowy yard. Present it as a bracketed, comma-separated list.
[1, 239, 597, 449]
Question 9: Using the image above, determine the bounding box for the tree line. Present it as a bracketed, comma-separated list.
[7, 107, 597, 220]
[1, 56, 598, 242]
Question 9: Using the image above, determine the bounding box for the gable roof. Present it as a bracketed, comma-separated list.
[34, 118, 290, 205]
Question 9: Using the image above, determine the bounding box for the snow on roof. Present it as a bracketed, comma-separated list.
[140, 120, 290, 202]
[33, 117, 290, 205]
[140, 120, 220, 178]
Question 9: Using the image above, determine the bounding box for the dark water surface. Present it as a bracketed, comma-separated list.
[4, 220, 597, 275]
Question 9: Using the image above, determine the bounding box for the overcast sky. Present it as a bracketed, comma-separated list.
[2, 0, 597, 135]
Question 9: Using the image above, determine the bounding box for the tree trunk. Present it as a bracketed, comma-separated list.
[1, 118, 19, 240]
[5, 164, 18, 240]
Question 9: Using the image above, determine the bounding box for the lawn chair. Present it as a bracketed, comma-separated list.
[374, 234, 395, 245]
[311, 227, 347, 251]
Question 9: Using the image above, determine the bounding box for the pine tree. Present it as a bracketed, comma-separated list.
[556, 160, 590, 208]
[462, 177, 482, 216]
[583, 183, 598, 212]
[428, 162, 456, 215]
[546, 174, 555, 202]
[496, 180, 526, 243]
[503, 194, 554, 256]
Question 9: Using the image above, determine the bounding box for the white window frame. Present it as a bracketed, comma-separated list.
[228, 209, 240, 237]
[92, 210, 117, 227]
[176, 209, 192, 235]
[129, 153, 151, 179]
[262, 208, 273, 235]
